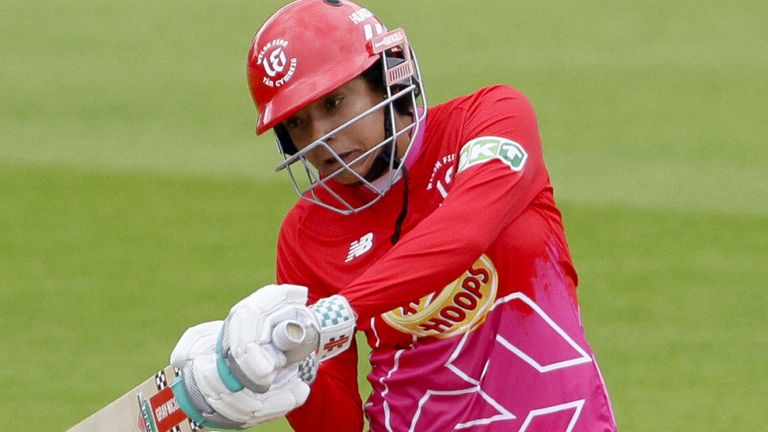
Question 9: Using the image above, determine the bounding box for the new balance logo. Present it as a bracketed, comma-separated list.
[346, 233, 374, 262]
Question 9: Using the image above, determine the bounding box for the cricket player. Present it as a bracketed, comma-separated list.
[170, 0, 617, 430]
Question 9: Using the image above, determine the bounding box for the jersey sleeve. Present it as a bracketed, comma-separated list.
[276, 219, 365, 432]
[341, 86, 550, 323]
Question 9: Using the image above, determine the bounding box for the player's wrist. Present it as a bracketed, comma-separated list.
[309, 294, 357, 360]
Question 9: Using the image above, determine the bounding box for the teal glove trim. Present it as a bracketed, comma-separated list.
[216, 331, 246, 393]
[170, 376, 208, 428]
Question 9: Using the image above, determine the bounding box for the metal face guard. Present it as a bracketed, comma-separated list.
[275, 39, 427, 215]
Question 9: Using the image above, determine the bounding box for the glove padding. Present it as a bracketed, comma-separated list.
[170, 321, 317, 429]
[220, 284, 356, 394]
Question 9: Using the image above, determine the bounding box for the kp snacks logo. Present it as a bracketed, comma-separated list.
[256, 39, 298, 88]
[382, 255, 498, 338]
[458, 136, 528, 173]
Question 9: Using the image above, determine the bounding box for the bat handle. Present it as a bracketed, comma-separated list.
[271, 319, 307, 351]
[273, 319, 320, 366]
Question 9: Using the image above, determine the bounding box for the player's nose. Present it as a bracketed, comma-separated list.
[308, 123, 333, 147]
[307, 123, 345, 163]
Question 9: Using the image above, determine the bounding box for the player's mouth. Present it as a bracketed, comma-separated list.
[323, 150, 362, 174]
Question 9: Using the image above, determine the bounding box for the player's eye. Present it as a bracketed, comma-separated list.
[325, 96, 343, 110]
[284, 116, 303, 130]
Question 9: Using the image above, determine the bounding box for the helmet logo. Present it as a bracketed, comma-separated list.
[256, 39, 298, 88]
[264, 48, 287, 77]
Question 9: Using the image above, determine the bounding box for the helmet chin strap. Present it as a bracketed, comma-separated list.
[363, 142, 399, 183]
[362, 100, 409, 245]
[389, 161, 409, 244]
[363, 54, 413, 184]
[363, 97, 400, 183]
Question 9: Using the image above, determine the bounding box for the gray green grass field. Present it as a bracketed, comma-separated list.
[1, 0, 766, 430]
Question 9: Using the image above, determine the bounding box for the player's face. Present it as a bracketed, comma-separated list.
[282, 76, 389, 185]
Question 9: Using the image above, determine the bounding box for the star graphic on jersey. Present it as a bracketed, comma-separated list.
[376, 292, 593, 432]
[373, 344, 514, 432]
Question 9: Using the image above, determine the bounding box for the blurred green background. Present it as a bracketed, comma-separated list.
[1, 0, 766, 430]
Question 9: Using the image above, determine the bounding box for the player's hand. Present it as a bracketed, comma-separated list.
[219, 284, 356, 393]
[170, 320, 318, 429]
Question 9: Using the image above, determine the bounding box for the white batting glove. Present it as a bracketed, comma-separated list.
[170, 321, 318, 429]
[218, 284, 356, 394]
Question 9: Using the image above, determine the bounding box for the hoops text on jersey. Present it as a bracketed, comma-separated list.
[382, 255, 498, 338]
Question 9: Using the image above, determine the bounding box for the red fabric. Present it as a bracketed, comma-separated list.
[285, 338, 364, 432]
[277, 86, 605, 431]
[341, 87, 547, 320]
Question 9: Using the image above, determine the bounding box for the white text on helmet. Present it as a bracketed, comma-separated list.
[256, 39, 288, 66]
[348, 8, 374, 25]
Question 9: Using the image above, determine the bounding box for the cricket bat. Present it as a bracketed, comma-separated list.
[67, 365, 204, 432]
[66, 320, 312, 432]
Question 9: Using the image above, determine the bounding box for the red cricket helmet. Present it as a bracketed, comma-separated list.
[248, 0, 386, 135]
[247, 0, 427, 215]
